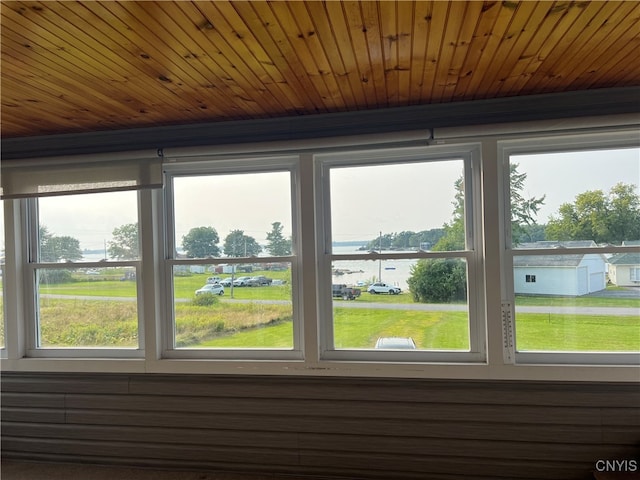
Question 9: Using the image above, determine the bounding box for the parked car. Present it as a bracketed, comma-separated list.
[195, 284, 224, 296]
[367, 282, 401, 295]
[206, 276, 222, 284]
[233, 276, 252, 287]
[374, 337, 416, 349]
[332, 284, 361, 300]
[219, 277, 234, 287]
[247, 275, 273, 287]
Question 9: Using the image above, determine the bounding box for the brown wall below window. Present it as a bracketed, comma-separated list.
[1, 372, 638, 480]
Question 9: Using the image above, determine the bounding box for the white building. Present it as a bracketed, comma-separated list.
[514, 241, 607, 296]
[608, 241, 640, 287]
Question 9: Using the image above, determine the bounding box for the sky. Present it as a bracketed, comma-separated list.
[1, 146, 638, 254]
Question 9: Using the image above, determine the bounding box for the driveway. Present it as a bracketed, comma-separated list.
[584, 287, 640, 299]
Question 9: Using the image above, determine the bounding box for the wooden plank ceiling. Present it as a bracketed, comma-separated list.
[1, 1, 639, 139]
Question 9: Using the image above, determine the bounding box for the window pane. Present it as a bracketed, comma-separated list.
[331, 258, 469, 350]
[509, 148, 640, 247]
[514, 255, 640, 352]
[36, 267, 139, 348]
[37, 191, 139, 262]
[328, 159, 471, 352]
[172, 263, 293, 349]
[510, 147, 640, 353]
[172, 172, 292, 259]
[330, 160, 464, 252]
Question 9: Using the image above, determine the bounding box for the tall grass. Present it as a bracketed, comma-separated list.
[34, 297, 294, 348]
[175, 302, 292, 347]
[13, 280, 640, 352]
[39, 298, 138, 348]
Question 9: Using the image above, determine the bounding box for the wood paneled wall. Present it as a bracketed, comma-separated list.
[1, 373, 638, 480]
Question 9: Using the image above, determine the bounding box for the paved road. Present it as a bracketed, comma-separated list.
[40, 294, 639, 316]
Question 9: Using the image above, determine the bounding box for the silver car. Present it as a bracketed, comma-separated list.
[195, 284, 224, 296]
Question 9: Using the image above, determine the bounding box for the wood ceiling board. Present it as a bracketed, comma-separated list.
[534, 1, 635, 93]
[4, 1, 182, 120]
[114, 1, 261, 118]
[472, 1, 540, 99]
[340, 1, 379, 109]
[439, 1, 481, 103]
[451, 1, 500, 102]
[172, 1, 287, 116]
[0, 22, 153, 127]
[501, 1, 585, 96]
[519, 1, 607, 94]
[407, 1, 431, 105]
[359, 1, 388, 108]
[493, 0, 560, 97]
[2, 1, 639, 140]
[237, 1, 330, 113]
[203, 1, 306, 113]
[274, 1, 349, 111]
[418, 1, 449, 102]
[323, 1, 371, 108]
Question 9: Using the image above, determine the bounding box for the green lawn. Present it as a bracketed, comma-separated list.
[516, 313, 640, 351]
[39, 273, 639, 309]
[25, 295, 640, 351]
[15, 272, 640, 351]
[331, 308, 469, 350]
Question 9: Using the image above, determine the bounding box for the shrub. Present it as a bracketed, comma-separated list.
[408, 258, 467, 303]
[39, 270, 75, 284]
[191, 293, 220, 307]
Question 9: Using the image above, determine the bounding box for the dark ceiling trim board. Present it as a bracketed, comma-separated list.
[2, 87, 638, 160]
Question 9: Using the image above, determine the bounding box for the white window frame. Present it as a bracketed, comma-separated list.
[499, 129, 640, 366]
[314, 144, 486, 363]
[161, 155, 303, 360]
[1, 124, 638, 380]
[23, 193, 145, 359]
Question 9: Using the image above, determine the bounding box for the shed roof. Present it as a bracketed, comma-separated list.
[514, 255, 586, 268]
[608, 253, 640, 266]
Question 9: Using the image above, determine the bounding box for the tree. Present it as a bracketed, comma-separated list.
[223, 230, 262, 257]
[363, 229, 445, 251]
[546, 182, 640, 244]
[433, 164, 545, 251]
[223, 229, 262, 257]
[407, 258, 467, 303]
[39, 226, 83, 262]
[509, 163, 546, 244]
[265, 222, 291, 256]
[432, 176, 466, 251]
[182, 226, 220, 258]
[108, 223, 139, 260]
[47, 236, 83, 262]
[409, 164, 544, 302]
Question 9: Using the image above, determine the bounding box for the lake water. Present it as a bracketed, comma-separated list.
[331, 246, 417, 290]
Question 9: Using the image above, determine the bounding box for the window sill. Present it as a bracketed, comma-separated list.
[2, 357, 638, 382]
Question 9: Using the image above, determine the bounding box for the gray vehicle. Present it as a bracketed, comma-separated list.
[332, 284, 361, 300]
[247, 275, 273, 287]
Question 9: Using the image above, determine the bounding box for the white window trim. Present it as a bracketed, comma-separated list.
[161, 155, 304, 360]
[314, 144, 486, 363]
[498, 129, 640, 366]
[1, 125, 638, 381]
[23, 194, 145, 359]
